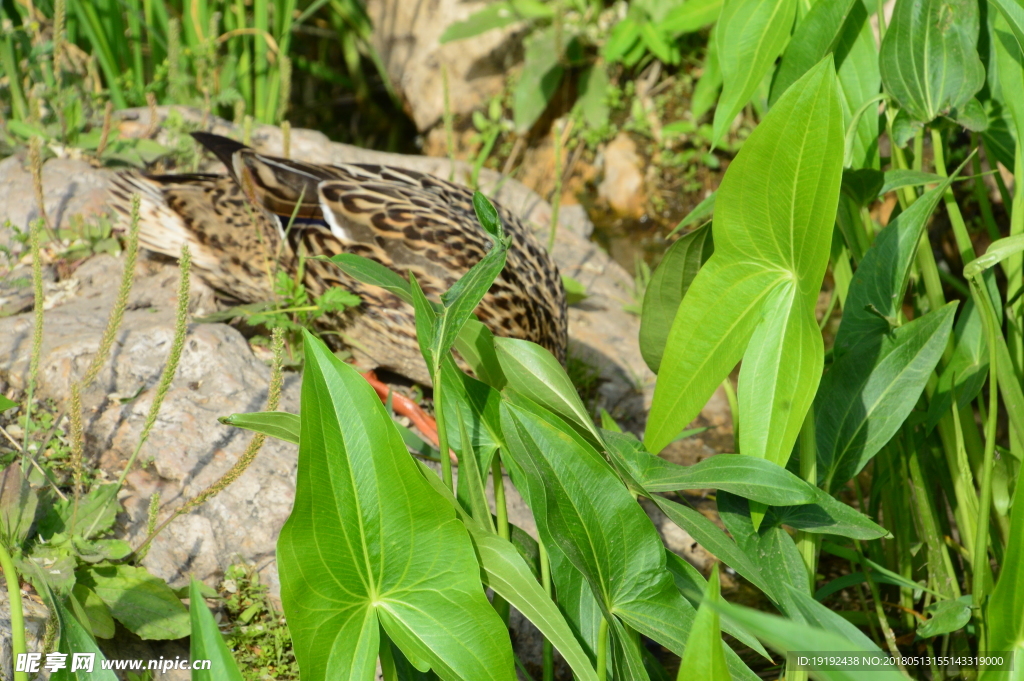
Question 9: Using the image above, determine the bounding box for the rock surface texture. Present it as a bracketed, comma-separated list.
[0, 109, 732, 675]
[365, 0, 523, 131]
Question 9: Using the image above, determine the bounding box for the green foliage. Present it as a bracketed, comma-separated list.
[7, 1, 1024, 678]
[189, 578, 245, 681]
[879, 0, 985, 125]
[278, 331, 514, 680]
[218, 564, 298, 680]
[646, 59, 844, 462]
[639, 222, 712, 372]
[712, 0, 796, 147]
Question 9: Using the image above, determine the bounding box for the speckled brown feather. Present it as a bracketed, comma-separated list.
[108, 134, 568, 385]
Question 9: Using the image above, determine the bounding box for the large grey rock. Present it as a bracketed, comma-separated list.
[365, 0, 523, 131]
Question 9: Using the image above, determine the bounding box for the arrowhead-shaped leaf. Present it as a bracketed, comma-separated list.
[277, 331, 514, 681]
[879, 0, 985, 124]
[647, 58, 844, 461]
[712, 0, 798, 146]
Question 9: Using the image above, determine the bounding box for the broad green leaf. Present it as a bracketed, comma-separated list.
[668, 192, 715, 236]
[494, 337, 600, 442]
[604, 17, 641, 63]
[647, 59, 842, 457]
[324, 253, 413, 304]
[465, 526, 599, 681]
[715, 601, 907, 681]
[278, 331, 514, 681]
[991, 0, 1024, 150]
[983, 101, 1018, 171]
[980, 465, 1024, 681]
[437, 196, 510, 357]
[43, 582, 118, 681]
[956, 97, 989, 131]
[219, 411, 300, 444]
[965, 233, 1024, 278]
[917, 597, 972, 638]
[0, 395, 16, 411]
[818, 303, 957, 492]
[831, 174, 955, 354]
[783, 584, 879, 650]
[76, 564, 190, 640]
[514, 27, 565, 132]
[472, 191, 502, 237]
[664, 552, 771, 660]
[410, 272, 441, 374]
[71, 583, 115, 639]
[640, 21, 676, 64]
[717, 492, 808, 614]
[453, 319, 507, 389]
[663, 0, 723, 35]
[835, 1, 882, 169]
[640, 223, 713, 373]
[692, 28, 723, 120]
[441, 358, 503, 469]
[38, 484, 119, 540]
[650, 495, 773, 597]
[879, 169, 946, 196]
[609, 617, 650, 681]
[736, 280, 822, 469]
[925, 298, 988, 431]
[453, 406, 495, 532]
[0, 462, 37, 546]
[675, 565, 730, 681]
[712, 0, 797, 146]
[841, 168, 884, 207]
[769, 0, 857, 106]
[189, 578, 245, 681]
[439, 1, 553, 43]
[576, 64, 610, 128]
[500, 397, 757, 680]
[500, 397, 680, 621]
[764, 488, 888, 540]
[879, 0, 985, 123]
[607, 443, 816, 506]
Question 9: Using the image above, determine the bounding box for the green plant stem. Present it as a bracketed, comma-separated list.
[721, 377, 739, 451]
[253, 0, 269, 122]
[796, 408, 819, 592]
[931, 128, 976, 264]
[22, 218, 45, 462]
[493, 456, 509, 542]
[379, 633, 397, 681]
[0, 32, 27, 121]
[971, 133, 1001, 241]
[596, 614, 609, 681]
[434, 363, 453, 492]
[891, 130, 947, 315]
[0, 541, 27, 681]
[905, 431, 960, 599]
[539, 539, 554, 681]
[970, 274, 1000, 644]
[856, 541, 907, 673]
[1005, 139, 1024, 463]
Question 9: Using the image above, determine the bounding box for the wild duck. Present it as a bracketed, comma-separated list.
[107, 132, 568, 389]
